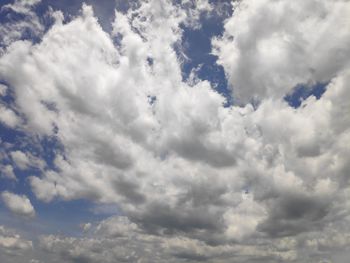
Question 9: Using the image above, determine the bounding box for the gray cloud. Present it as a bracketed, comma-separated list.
[257, 192, 332, 237]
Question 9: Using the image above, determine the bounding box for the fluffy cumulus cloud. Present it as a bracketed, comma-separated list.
[0, 225, 33, 262]
[0, 0, 349, 262]
[1, 191, 35, 217]
[213, 0, 350, 103]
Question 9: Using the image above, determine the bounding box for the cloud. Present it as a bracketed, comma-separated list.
[36, 215, 300, 263]
[1, 191, 35, 217]
[10, 150, 45, 171]
[0, 225, 32, 253]
[213, 0, 350, 103]
[0, 164, 16, 180]
[10, 151, 30, 170]
[180, 0, 213, 29]
[0, 0, 349, 262]
[0, 105, 20, 128]
[0, 225, 33, 263]
[0, 0, 43, 49]
[257, 191, 331, 237]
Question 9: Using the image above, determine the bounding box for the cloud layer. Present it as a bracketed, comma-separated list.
[0, 0, 349, 262]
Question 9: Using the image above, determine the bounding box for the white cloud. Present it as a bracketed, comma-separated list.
[213, 0, 350, 103]
[10, 150, 45, 171]
[0, 0, 349, 262]
[0, 234, 32, 250]
[0, 225, 33, 262]
[96, 216, 138, 238]
[0, 84, 7, 96]
[1, 191, 35, 217]
[0, 164, 16, 180]
[10, 151, 30, 170]
[0, 0, 348, 234]
[0, 0, 43, 48]
[0, 105, 20, 128]
[80, 222, 92, 232]
[0, 225, 32, 250]
[181, 0, 213, 29]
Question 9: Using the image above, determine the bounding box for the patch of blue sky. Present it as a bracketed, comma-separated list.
[284, 82, 328, 108]
[0, 121, 100, 237]
[0, 2, 42, 46]
[1, 122, 118, 238]
[42, 0, 117, 32]
[0, 198, 108, 238]
[0, 109, 117, 238]
[179, 1, 233, 107]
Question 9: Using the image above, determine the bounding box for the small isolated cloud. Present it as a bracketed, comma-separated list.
[1, 191, 35, 218]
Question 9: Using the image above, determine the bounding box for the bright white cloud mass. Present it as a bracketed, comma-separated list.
[0, 0, 349, 262]
[1, 191, 35, 218]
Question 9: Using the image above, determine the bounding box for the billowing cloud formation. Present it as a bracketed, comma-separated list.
[213, 0, 350, 103]
[0, 0, 349, 262]
[1, 191, 35, 217]
[0, 225, 32, 261]
[37, 215, 301, 262]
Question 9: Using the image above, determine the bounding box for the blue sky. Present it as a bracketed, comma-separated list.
[0, 0, 350, 263]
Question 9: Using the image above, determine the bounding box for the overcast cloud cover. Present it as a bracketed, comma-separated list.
[0, 0, 349, 262]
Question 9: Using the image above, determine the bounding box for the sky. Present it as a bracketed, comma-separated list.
[0, 0, 349, 262]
